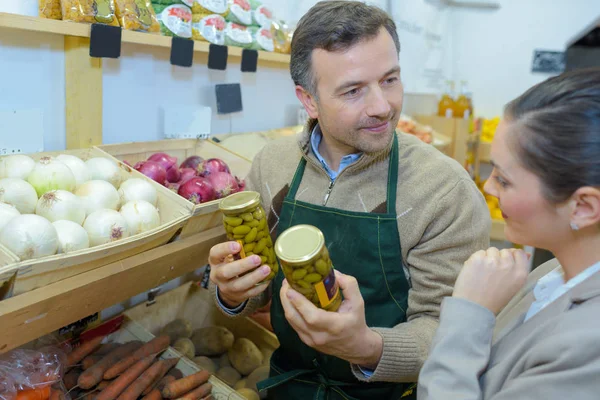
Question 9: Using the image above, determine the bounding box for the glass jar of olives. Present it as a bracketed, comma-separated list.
[274, 224, 342, 311]
[219, 191, 278, 281]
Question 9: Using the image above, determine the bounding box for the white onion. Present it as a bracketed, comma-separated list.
[0, 178, 38, 214]
[120, 200, 161, 235]
[36, 190, 86, 225]
[56, 154, 91, 187]
[0, 202, 20, 232]
[118, 178, 158, 206]
[27, 156, 76, 197]
[0, 154, 36, 180]
[75, 180, 120, 216]
[52, 220, 90, 253]
[83, 209, 129, 246]
[86, 157, 122, 189]
[0, 214, 58, 260]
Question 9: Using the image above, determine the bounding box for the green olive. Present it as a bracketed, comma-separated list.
[260, 255, 268, 264]
[246, 252, 255, 257]
[247, 220, 260, 228]
[258, 217, 267, 230]
[224, 216, 243, 226]
[256, 230, 266, 241]
[292, 268, 307, 281]
[315, 259, 329, 276]
[240, 212, 254, 222]
[304, 273, 322, 284]
[245, 227, 258, 243]
[233, 234, 245, 240]
[253, 208, 264, 220]
[233, 225, 251, 235]
[253, 238, 267, 254]
[296, 280, 312, 290]
[243, 242, 255, 253]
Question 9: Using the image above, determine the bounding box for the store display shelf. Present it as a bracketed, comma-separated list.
[0, 226, 225, 354]
[0, 12, 291, 67]
[480, 141, 492, 163]
[490, 219, 507, 242]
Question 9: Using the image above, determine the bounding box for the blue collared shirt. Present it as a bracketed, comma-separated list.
[310, 124, 362, 181]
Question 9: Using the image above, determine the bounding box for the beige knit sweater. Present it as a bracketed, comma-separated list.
[211, 119, 491, 383]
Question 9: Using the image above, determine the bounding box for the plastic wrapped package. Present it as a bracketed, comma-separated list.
[192, 13, 226, 44]
[39, 0, 62, 19]
[192, 0, 228, 16]
[252, 4, 271, 27]
[249, 25, 273, 52]
[61, 0, 120, 26]
[224, 22, 252, 48]
[153, 2, 192, 37]
[114, 0, 161, 32]
[226, 0, 251, 25]
[271, 19, 292, 54]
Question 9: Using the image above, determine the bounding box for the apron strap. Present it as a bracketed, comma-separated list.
[386, 133, 399, 214]
[288, 156, 308, 199]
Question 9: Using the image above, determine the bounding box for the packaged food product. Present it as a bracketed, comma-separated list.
[248, 0, 261, 9]
[250, 25, 274, 52]
[219, 191, 278, 282]
[39, 0, 62, 19]
[271, 19, 292, 54]
[226, 0, 251, 25]
[192, 0, 228, 16]
[115, 0, 160, 32]
[252, 4, 271, 27]
[224, 21, 252, 48]
[61, 0, 120, 26]
[153, 2, 192, 37]
[275, 224, 342, 311]
[192, 13, 226, 44]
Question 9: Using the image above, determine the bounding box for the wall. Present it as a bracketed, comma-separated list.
[450, 0, 600, 118]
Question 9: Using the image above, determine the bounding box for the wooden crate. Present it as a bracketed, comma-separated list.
[124, 281, 279, 394]
[98, 139, 252, 239]
[0, 147, 191, 297]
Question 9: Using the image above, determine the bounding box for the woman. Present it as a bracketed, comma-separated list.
[418, 67, 600, 399]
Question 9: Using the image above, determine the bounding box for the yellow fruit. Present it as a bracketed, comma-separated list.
[491, 209, 504, 220]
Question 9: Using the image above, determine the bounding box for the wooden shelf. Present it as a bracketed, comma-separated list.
[480, 141, 492, 163]
[0, 226, 225, 354]
[0, 12, 291, 67]
[490, 219, 507, 242]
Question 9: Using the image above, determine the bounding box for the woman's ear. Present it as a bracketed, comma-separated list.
[570, 187, 600, 230]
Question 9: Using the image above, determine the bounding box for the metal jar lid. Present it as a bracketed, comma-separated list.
[219, 191, 261, 214]
[275, 224, 324, 264]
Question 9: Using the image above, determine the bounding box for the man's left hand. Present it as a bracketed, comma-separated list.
[280, 270, 383, 369]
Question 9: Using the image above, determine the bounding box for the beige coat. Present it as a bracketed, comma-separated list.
[417, 258, 600, 399]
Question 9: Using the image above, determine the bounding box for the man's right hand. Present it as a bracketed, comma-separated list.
[209, 241, 272, 308]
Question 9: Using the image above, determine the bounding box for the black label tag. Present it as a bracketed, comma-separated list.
[215, 83, 243, 114]
[170, 36, 195, 67]
[208, 44, 228, 70]
[241, 49, 258, 72]
[58, 313, 99, 337]
[89, 23, 122, 59]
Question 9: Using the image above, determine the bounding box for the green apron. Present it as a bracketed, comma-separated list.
[258, 135, 417, 400]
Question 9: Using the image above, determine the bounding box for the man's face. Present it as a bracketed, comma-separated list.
[301, 28, 403, 154]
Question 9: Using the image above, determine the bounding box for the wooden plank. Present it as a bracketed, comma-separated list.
[0, 13, 290, 67]
[65, 35, 103, 149]
[0, 226, 225, 353]
[480, 141, 492, 163]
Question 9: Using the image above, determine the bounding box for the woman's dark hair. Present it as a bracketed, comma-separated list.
[505, 67, 600, 203]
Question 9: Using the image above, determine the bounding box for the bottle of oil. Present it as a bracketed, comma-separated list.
[437, 80, 456, 118]
[455, 81, 472, 120]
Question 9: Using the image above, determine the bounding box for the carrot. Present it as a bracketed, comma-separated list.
[168, 368, 184, 380]
[81, 355, 102, 370]
[95, 343, 121, 356]
[104, 336, 170, 380]
[79, 341, 142, 389]
[15, 386, 51, 400]
[96, 354, 156, 400]
[117, 358, 179, 400]
[49, 389, 66, 400]
[97, 380, 112, 390]
[141, 358, 180, 396]
[141, 376, 176, 400]
[140, 390, 162, 400]
[161, 370, 211, 399]
[63, 368, 81, 390]
[67, 336, 106, 367]
[174, 382, 212, 400]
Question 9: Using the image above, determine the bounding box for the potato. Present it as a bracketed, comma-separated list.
[246, 366, 270, 399]
[191, 326, 235, 356]
[173, 338, 195, 359]
[219, 352, 231, 368]
[236, 388, 260, 400]
[160, 319, 193, 342]
[228, 338, 264, 375]
[216, 366, 241, 387]
[234, 378, 247, 390]
[193, 356, 217, 374]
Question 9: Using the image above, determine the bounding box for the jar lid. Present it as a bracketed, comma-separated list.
[275, 224, 324, 264]
[219, 191, 260, 213]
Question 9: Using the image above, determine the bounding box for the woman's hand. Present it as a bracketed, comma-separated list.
[453, 248, 531, 315]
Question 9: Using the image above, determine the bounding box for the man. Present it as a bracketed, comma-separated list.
[209, 1, 490, 398]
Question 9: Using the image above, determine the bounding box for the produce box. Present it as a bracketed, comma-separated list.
[0, 147, 191, 297]
[98, 139, 252, 239]
[125, 281, 279, 396]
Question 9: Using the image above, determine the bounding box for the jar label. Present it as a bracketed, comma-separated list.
[314, 267, 340, 308]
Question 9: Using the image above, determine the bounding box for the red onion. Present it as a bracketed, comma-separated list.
[166, 182, 180, 193]
[166, 165, 181, 183]
[148, 152, 177, 170]
[208, 172, 240, 199]
[197, 158, 231, 177]
[134, 160, 167, 186]
[178, 177, 216, 204]
[180, 155, 204, 170]
[179, 168, 197, 185]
